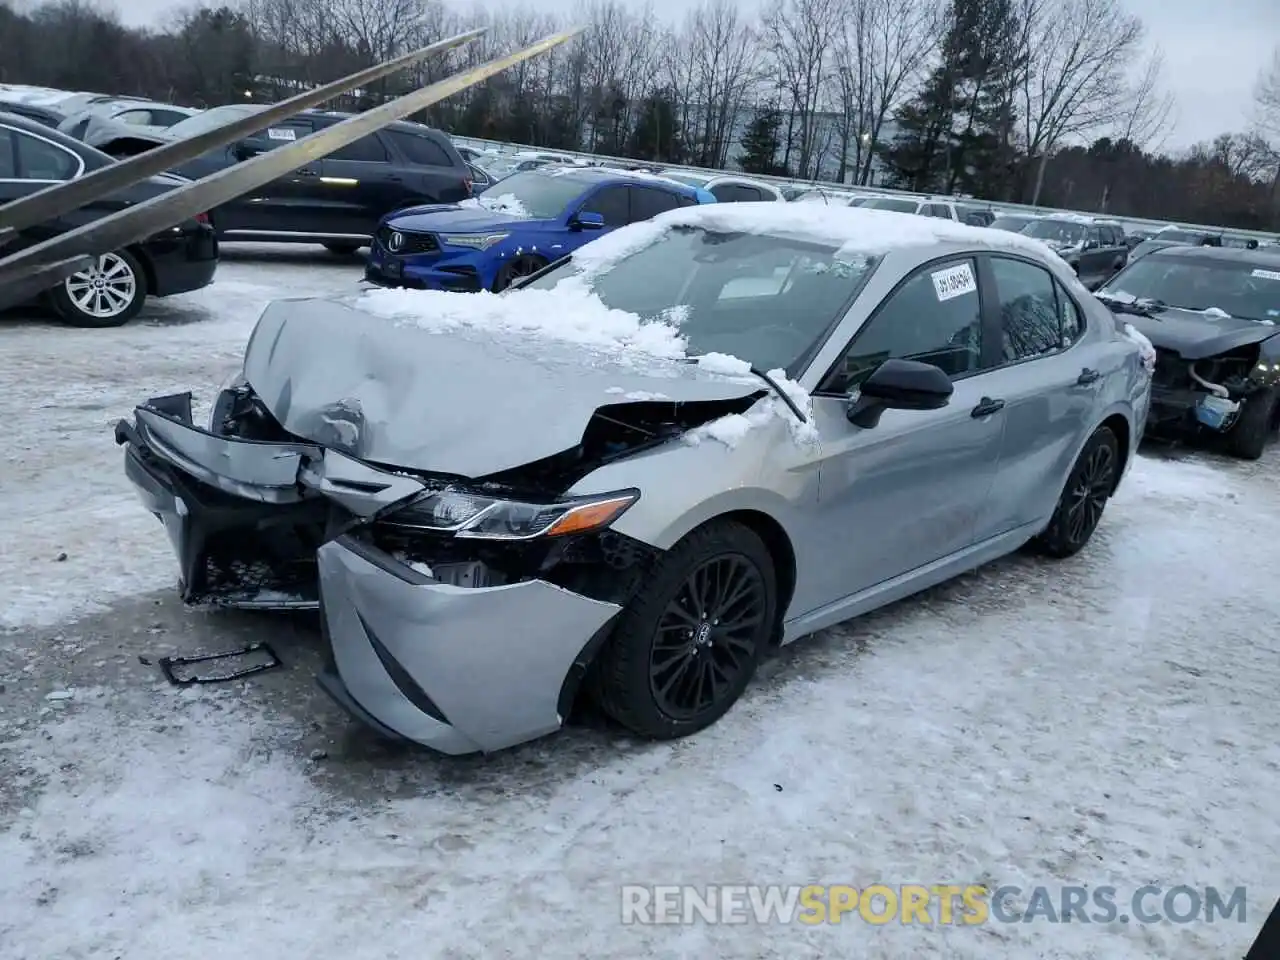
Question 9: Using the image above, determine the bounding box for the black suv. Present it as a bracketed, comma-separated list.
[91, 105, 474, 253]
[1020, 216, 1129, 289]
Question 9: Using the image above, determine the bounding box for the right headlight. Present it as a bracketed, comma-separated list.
[380, 487, 639, 541]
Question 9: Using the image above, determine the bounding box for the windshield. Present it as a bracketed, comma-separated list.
[165, 105, 263, 139]
[989, 216, 1034, 232]
[862, 197, 918, 213]
[1022, 220, 1086, 245]
[1100, 256, 1280, 322]
[522, 226, 880, 372]
[1157, 229, 1211, 243]
[475, 171, 591, 219]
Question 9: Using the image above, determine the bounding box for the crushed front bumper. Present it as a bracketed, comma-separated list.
[117, 392, 622, 755]
[316, 535, 619, 754]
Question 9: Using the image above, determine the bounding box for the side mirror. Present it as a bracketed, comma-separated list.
[1083, 239, 1099, 250]
[846, 358, 954, 428]
[232, 141, 262, 162]
[571, 210, 605, 230]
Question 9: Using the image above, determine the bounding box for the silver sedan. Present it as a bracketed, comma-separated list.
[116, 204, 1153, 754]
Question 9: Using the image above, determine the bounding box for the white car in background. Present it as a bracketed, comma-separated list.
[659, 171, 785, 203]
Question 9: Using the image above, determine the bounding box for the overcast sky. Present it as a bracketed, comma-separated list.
[99, 0, 1278, 151]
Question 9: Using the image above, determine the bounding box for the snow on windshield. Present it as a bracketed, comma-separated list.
[568, 202, 1059, 279]
[457, 193, 529, 217]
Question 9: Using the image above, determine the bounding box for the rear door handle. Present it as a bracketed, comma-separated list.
[1077, 368, 1102, 385]
[970, 397, 1005, 418]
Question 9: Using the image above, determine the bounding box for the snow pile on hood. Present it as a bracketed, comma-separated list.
[1122, 322, 1156, 374]
[683, 367, 818, 451]
[458, 193, 530, 217]
[357, 285, 688, 361]
[354, 286, 819, 450]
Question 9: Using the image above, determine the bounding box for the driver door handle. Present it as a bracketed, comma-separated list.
[1077, 368, 1102, 385]
[970, 397, 1005, 418]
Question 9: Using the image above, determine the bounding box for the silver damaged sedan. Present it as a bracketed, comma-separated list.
[115, 204, 1153, 755]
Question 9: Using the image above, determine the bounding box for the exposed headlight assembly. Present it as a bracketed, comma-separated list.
[440, 232, 510, 250]
[382, 487, 639, 540]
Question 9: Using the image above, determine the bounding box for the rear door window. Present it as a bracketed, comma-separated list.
[629, 186, 680, 221]
[0, 128, 16, 178]
[711, 183, 763, 203]
[14, 130, 79, 180]
[583, 185, 630, 226]
[329, 133, 389, 162]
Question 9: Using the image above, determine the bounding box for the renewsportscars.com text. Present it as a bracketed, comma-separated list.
[620, 884, 1249, 926]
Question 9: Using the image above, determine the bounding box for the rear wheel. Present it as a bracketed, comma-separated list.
[491, 254, 546, 292]
[50, 249, 147, 328]
[323, 241, 363, 255]
[592, 521, 776, 740]
[1035, 426, 1120, 558]
[1226, 388, 1278, 460]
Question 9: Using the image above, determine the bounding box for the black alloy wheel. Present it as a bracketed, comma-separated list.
[491, 255, 545, 292]
[1064, 440, 1115, 545]
[1036, 425, 1120, 558]
[649, 555, 768, 721]
[592, 520, 777, 739]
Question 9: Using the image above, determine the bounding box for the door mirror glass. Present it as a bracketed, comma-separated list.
[572, 210, 605, 230]
[846, 358, 954, 428]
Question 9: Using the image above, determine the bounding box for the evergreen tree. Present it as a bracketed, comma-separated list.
[883, 0, 1025, 197]
[626, 88, 684, 162]
[737, 104, 788, 176]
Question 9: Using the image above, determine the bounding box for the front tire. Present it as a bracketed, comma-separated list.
[491, 254, 546, 292]
[592, 521, 776, 740]
[1226, 388, 1278, 460]
[1035, 426, 1120, 558]
[50, 249, 146, 328]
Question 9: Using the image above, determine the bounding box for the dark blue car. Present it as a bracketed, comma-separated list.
[365, 166, 714, 292]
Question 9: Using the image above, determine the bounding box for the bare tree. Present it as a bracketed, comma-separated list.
[762, 0, 839, 178]
[828, 0, 938, 185]
[679, 0, 760, 168]
[1111, 46, 1175, 153]
[1254, 45, 1280, 136]
[1018, 0, 1144, 203]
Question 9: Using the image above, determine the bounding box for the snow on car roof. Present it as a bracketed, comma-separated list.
[570, 201, 1062, 275]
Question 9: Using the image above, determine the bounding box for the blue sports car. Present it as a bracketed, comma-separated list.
[365, 166, 714, 292]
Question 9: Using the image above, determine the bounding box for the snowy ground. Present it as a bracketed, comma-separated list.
[1, 246, 1277, 959]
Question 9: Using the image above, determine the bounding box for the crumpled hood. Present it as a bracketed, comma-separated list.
[241, 299, 761, 477]
[386, 205, 543, 233]
[1123, 306, 1277, 360]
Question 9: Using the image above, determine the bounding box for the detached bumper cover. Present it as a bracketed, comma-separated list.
[318, 535, 620, 754]
[117, 393, 622, 754]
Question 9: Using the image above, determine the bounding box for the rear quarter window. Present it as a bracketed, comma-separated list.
[388, 131, 456, 167]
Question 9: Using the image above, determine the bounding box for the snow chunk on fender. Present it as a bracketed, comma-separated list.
[1123, 323, 1156, 374]
[684, 368, 818, 450]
